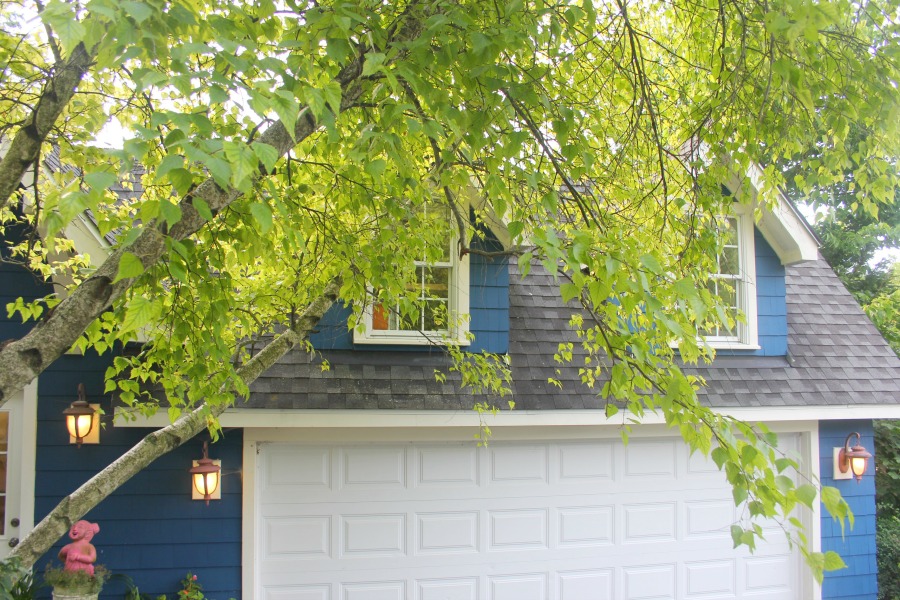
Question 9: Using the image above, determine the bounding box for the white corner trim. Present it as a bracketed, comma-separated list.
[115, 404, 900, 430]
[19, 379, 38, 538]
[728, 164, 819, 265]
[241, 438, 258, 600]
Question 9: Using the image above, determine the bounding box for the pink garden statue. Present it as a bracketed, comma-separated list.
[58, 520, 100, 576]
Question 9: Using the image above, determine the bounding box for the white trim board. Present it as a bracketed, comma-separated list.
[117, 405, 900, 429]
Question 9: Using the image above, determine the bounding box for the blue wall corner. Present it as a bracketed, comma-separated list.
[819, 419, 878, 600]
[1, 228, 242, 599]
[33, 353, 243, 599]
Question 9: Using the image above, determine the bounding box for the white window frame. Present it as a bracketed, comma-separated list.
[353, 230, 470, 347]
[704, 204, 759, 350]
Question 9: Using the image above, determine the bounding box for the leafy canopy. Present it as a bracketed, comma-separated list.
[1, 0, 898, 578]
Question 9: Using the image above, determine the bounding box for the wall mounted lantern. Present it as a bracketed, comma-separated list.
[834, 432, 873, 483]
[64, 384, 99, 447]
[190, 441, 221, 505]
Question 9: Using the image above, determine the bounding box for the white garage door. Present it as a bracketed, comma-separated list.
[253, 434, 805, 600]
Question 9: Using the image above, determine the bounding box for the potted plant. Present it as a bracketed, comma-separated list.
[43, 565, 108, 600]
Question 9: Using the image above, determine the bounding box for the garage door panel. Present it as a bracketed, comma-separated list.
[416, 577, 478, 600]
[416, 445, 478, 487]
[264, 515, 331, 558]
[685, 500, 735, 539]
[416, 511, 479, 554]
[558, 569, 615, 600]
[684, 559, 736, 598]
[624, 563, 676, 600]
[488, 443, 549, 484]
[558, 505, 614, 547]
[342, 447, 407, 489]
[259, 555, 796, 598]
[556, 441, 615, 482]
[255, 437, 804, 599]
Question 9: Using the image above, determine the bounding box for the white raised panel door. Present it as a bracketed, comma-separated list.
[0, 382, 36, 559]
[254, 435, 805, 600]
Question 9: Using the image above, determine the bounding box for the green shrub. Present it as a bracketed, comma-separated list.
[878, 515, 900, 599]
[0, 557, 39, 600]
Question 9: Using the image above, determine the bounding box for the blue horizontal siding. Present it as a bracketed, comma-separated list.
[0, 225, 243, 600]
[33, 352, 243, 598]
[819, 419, 878, 600]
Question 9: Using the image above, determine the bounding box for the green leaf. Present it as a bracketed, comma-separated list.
[168, 168, 194, 196]
[560, 283, 580, 303]
[823, 550, 847, 571]
[795, 483, 818, 508]
[711, 446, 728, 469]
[204, 157, 232, 190]
[159, 200, 182, 227]
[365, 158, 387, 179]
[113, 252, 145, 283]
[639, 253, 662, 275]
[223, 141, 258, 193]
[84, 172, 118, 191]
[251, 142, 280, 174]
[208, 85, 228, 104]
[156, 154, 185, 181]
[41, 0, 85, 54]
[121, 0, 154, 23]
[361, 52, 387, 77]
[271, 91, 300, 140]
[121, 296, 156, 333]
[192, 198, 214, 222]
[250, 202, 273, 233]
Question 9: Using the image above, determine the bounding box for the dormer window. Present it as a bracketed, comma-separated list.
[354, 203, 470, 346]
[701, 205, 759, 349]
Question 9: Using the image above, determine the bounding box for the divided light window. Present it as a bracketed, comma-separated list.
[356, 203, 470, 345]
[702, 216, 742, 341]
[699, 209, 759, 348]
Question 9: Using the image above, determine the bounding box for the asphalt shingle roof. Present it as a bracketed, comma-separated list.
[242, 257, 900, 411]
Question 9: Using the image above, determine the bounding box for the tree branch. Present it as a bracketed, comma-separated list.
[0, 43, 95, 212]
[8, 277, 342, 569]
[0, 6, 430, 407]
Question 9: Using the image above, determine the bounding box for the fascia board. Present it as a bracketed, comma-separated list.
[115, 404, 900, 429]
[728, 164, 819, 266]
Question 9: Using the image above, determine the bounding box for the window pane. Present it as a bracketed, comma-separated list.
[396, 305, 419, 331]
[720, 246, 740, 275]
[0, 412, 7, 452]
[372, 303, 390, 330]
[424, 300, 449, 331]
[423, 267, 450, 300]
[424, 203, 452, 262]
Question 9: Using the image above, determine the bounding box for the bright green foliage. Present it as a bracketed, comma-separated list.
[868, 283, 900, 356]
[876, 514, 900, 599]
[876, 419, 900, 517]
[1, 0, 898, 579]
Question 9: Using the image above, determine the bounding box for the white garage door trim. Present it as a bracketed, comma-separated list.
[243, 422, 821, 600]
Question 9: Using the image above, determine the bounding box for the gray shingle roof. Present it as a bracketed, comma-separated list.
[243, 257, 900, 411]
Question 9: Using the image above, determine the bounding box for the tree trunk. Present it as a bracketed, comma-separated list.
[8, 279, 341, 569]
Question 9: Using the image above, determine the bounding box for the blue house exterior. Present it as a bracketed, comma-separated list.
[3, 198, 899, 600]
